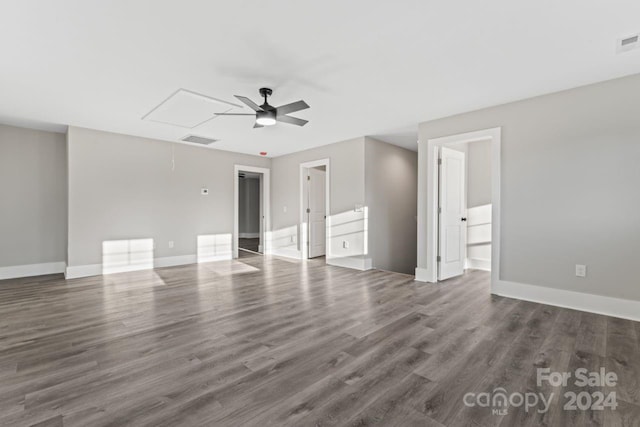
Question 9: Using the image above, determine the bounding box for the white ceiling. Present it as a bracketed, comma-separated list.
[1, 1, 640, 156]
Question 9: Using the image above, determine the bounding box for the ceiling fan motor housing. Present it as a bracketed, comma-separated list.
[256, 109, 276, 126]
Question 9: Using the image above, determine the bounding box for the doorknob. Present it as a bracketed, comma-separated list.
[461, 217, 467, 222]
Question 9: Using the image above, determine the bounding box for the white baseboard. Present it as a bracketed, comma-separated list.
[156, 254, 197, 268]
[270, 247, 302, 260]
[239, 233, 260, 239]
[328, 255, 373, 271]
[414, 267, 433, 283]
[466, 258, 491, 272]
[493, 280, 640, 322]
[196, 253, 233, 264]
[65, 253, 234, 279]
[0, 261, 66, 280]
[65, 263, 102, 279]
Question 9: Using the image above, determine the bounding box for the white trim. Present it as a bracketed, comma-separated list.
[196, 254, 232, 264]
[416, 127, 501, 285]
[238, 232, 260, 239]
[466, 258, 491, 271]
[299, 158, 331, 261]
[415, 267, 430, 282]
[270, 247, 303, 260]
[0, 262, 66, 280]
[65, 263, 102, 279]
[155, 254, 197, 268]
[493, 280, 640, 323]
[234, 165, 271, 259]
[327, 255, 373, 271]
[65, 252, 233, 279]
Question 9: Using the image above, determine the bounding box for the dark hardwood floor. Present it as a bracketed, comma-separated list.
[0, 253, 638, 426]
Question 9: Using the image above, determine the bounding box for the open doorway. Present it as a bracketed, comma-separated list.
[233, 165, 270, 259]
[421, 127, 501, 285]
[238, 171, 262, 254]
[299, 159, 330, 260]
[438, 140, 493, 280]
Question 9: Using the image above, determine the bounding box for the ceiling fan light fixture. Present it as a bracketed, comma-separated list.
[256, 117, 276, 126]
[256, 110, 276, 126]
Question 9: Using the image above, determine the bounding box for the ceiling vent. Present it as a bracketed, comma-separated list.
[617, 34, 639, 53]
[181, 135, 218, 145]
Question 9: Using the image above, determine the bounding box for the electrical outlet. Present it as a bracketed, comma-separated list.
[575, 264, 587, 278]
[168, 241, 174, 249]
[283, 206, 287, 213]
[343, 240, 349, 249]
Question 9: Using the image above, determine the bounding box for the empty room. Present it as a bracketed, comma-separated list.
[1, 1, 640, 426]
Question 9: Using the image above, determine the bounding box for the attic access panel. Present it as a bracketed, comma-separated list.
[142, 89, 241, 128]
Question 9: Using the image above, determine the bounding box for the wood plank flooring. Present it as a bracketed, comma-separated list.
[0, 252, 639, 426]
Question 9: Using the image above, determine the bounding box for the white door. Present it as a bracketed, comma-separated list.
[438, 147, 466, 280]
[307, 168, 326, 258]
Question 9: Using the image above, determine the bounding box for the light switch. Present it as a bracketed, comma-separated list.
[575, 264, 587, 278]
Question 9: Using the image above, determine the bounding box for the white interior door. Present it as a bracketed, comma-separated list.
[438, 147, 466, 280]
[307, 168, 326, 258]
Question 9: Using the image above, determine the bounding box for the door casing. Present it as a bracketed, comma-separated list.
[233, 165, 271, 259]
[306, 167, 327, 258]
[299, 159, 331, 260]
[417, 127, 501, 287]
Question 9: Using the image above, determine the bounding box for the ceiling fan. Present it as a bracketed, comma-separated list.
[216, 88, 309, 128]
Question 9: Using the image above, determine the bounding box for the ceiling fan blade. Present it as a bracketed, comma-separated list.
[214, 113, 255, 116]
[276, 115, 308, 127]
[275, 100, 309, 116]
[234, 95, 262, 112]
[253, 122, 264, 128]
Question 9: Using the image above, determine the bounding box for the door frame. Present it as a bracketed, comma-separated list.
[233, 164, 271, 259]
[299, 158, 331, 260]
[424, 127, 501, 285]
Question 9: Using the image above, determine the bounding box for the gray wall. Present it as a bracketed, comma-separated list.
[418, 73, 640, 301]
[271, 135, 417, 274]
[67, 126, 270, 267]
[467, 140, 492, 208]
[239, 177, 260, 235]
[0, 124, 67, 267]
[365, 137, 417, 274]
[271, 137, 366, 259]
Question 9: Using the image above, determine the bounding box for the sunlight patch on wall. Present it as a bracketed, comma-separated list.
[269, 226, 300, 259]
[327, 206, 369, 259]
[197, 234, 232, 263]
[102, 238, 154, 274]
[467, 204, 492, 269]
